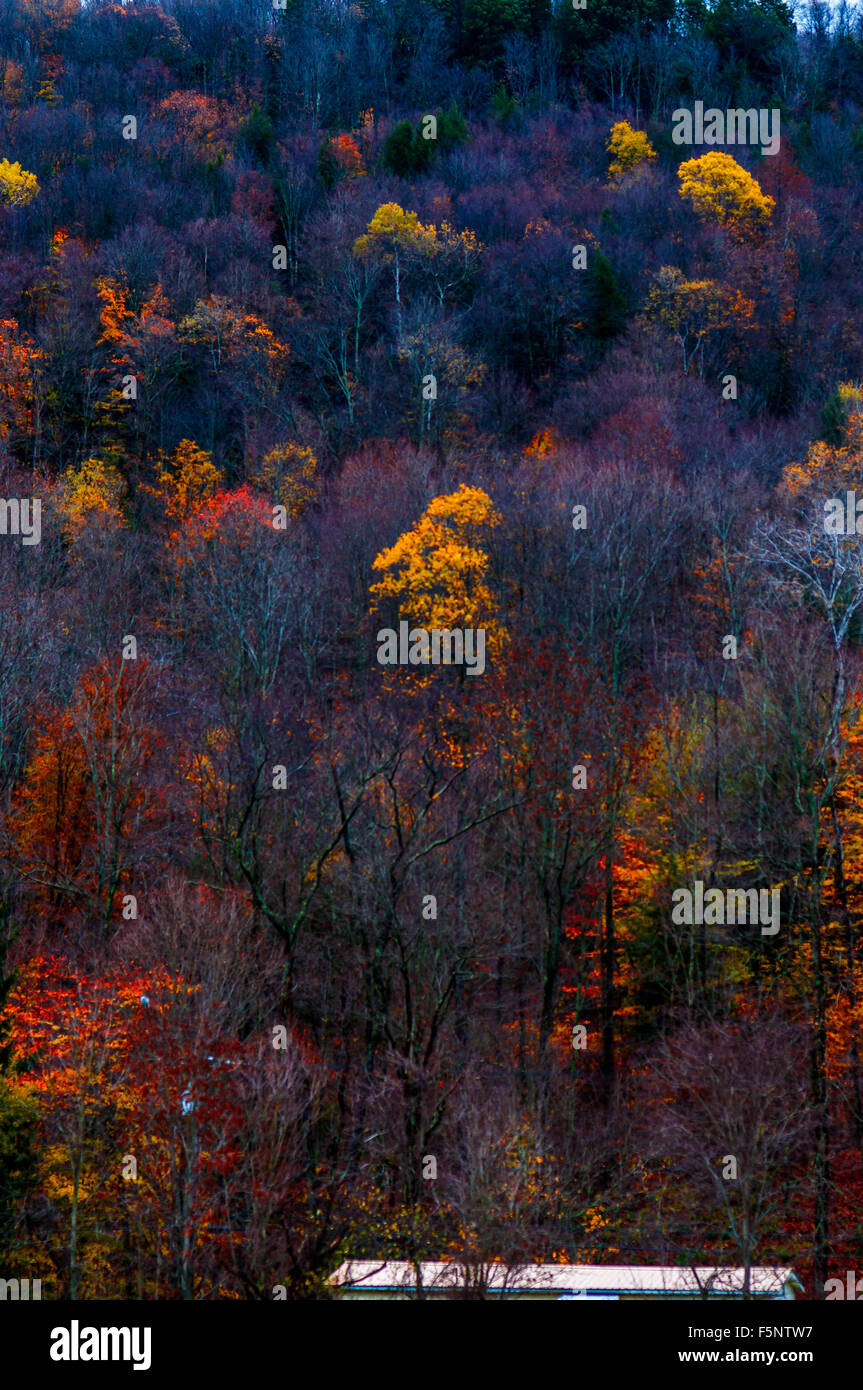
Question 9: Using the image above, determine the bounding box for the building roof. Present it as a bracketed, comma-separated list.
[330, 1261, 802, 1296]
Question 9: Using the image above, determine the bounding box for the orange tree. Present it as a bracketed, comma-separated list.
[6, 658, 161, 938]
[4, 955, 253, 1298]
[0, 317, 42, 457]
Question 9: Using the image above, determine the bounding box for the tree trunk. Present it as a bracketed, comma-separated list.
[601, 841, 615, 1100]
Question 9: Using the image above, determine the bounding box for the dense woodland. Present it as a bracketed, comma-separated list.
[2, 0, 863, 1300]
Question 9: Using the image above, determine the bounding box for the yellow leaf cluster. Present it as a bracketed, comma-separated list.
[645, 265, 754, 372]
[781, 409, 863, 499]
[369, 483, 506, 654]
[432, 221, 481, 257]
[607, 121, 656, 182]
[58, 456, 128, 541]
[677, 152, 774, 236]
[152, 438, 224, 523]
[251, 442, 320, 519]
[353, 202, 437, 260]
[647, 266, 747, 331]
[0, 156, 39, 207]
[178, 297, 289, 373]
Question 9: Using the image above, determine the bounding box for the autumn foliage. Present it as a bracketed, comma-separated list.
[677, 152, 776, 238]
[606, 121, 656, 182]
[2, 0, 863, 1308]
[7, 659, 159, 936]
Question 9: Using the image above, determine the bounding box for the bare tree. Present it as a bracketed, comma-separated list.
[651, 1017, 811, 1296]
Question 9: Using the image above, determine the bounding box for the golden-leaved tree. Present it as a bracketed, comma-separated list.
[369, 483, 506, 663]
[0, 157, 39, 206]
[606, 121, 656, 182]
[150, 438, 224, 527]
[250, 442, 320, 520]
[677, 152, 775, 238]
[645, 265, 754, 376]
[58, 457, 128, 543]
[354, 203, 481, 320]
[353, 202, 437, 336]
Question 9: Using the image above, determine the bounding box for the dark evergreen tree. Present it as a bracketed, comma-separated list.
[586, 250, 627, 343]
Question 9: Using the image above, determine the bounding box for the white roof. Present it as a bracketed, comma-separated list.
[331, 1261, 800, 1295]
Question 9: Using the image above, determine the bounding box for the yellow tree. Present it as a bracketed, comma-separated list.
[0, 157, 39, 207]
[645, 265, 754, 376]
[606, 121, 656, 182]
[369, 483, 506, 662]
[353, 202, 437, 337]
[58, 457, 128, 543]
[150, 439, 224, 526]
[250, 442, 320, 520]
[677, 152, 774, 239]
